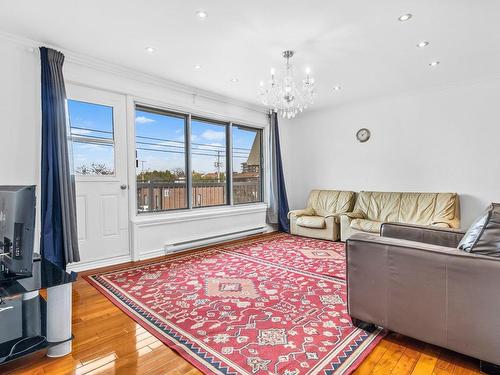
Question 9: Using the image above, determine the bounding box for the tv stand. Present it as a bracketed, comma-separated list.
[0, 259, 76, 365]
[0, 268, 31, 283]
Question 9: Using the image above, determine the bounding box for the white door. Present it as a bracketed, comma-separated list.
[66, 85, 129, 266]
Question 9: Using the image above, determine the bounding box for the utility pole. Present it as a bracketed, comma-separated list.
[139, 160, 147, 181]
[214, 150, 223, 182]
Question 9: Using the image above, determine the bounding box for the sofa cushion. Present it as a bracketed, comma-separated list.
[296, 215, 326, 229]
[307, 190, 355, 217]
[350, 219, 383, 234]
[353, 191, 459, 228]
[458, 203, 500, 257]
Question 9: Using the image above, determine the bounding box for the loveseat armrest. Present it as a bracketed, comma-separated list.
[288, 207, 315, 219]
[381, 222, 465, 248]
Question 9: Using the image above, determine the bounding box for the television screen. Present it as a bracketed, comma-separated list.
[0, 185, 36, 280]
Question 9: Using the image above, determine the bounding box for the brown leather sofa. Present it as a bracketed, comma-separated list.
[340, 191, 460, 241]
[346, 223, 500, 369]
[288, 190, 356, 241]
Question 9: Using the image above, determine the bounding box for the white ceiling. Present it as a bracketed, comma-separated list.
[1, 0, 500, 111]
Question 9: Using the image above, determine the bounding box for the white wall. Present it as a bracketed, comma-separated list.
[0, 35, 269, 270]
[0, 40, 39, 185]
[0, 37, 41, 249]
[280, 80, 500, 228]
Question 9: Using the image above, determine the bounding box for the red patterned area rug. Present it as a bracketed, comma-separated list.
[86, 233, 384, 375]
[227, 233, 347, 280]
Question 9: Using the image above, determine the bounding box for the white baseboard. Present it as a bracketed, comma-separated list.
[68, 226, 274, 271]
[264, 223, 279, 233]
[138, 248, 169, 261]
[67, 254, 132, 273]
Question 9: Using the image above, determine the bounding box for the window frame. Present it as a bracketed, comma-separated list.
[135, 105, 189, 213]
[231, 124, 264, 206]
[134, 104, 264, 214]
[190, 116, 230, 209]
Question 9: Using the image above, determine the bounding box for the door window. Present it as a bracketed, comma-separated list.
[68, 100, 115, 176]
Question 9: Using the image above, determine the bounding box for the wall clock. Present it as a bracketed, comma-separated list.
[356, 128, 371, 143]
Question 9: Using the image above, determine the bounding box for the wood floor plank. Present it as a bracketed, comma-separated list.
[391, 348, 419, 375]
[371, 341, 406, 374]
[352, 338, 391, 374]
[410, 344, 441, 375]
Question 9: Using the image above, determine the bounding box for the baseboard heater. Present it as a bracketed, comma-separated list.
[163, 227, 267, 255]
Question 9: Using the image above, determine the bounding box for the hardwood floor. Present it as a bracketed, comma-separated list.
[1, 239, 482, 375]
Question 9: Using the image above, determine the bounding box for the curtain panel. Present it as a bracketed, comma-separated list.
[266, 111, 290, 232]
[40, 47, 80, 269]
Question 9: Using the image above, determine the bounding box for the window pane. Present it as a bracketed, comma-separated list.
[73, 142, 114, 175]
[232, 126, 262, 204]
[68, 99, 115, 176]
[191, 119, 227, 207]
[68, 100, 114, 141]
[135, 108, 187, 212]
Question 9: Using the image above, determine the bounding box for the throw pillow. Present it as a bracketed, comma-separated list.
[458, 203, 500, 256]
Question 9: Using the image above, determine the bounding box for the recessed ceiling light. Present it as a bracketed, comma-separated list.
[333, 86, 342, 91]
[194, 64, 202, 70]
[230, 77, 239, 83]
[398, 13, 412, 22]
[417, 41, 430, 48]
[429, 61, 440, 67]
[145, 47, 155, 53]
[196, 10, 208, 19]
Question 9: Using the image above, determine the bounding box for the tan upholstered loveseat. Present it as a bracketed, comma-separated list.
[340, 191, 460, 241]
[289, 190, 356, 241]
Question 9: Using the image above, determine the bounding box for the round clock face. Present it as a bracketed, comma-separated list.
[356, 128, 371, 142]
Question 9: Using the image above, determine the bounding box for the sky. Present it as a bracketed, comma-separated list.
[67, 100, 259, 177]
[68, 100, 115, 174]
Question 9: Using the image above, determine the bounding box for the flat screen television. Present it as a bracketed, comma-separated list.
[0, 185, 36, 281]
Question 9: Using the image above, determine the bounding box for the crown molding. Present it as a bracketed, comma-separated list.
[0, 30, 268, 114]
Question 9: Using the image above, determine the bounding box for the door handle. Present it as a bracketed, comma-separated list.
[120, 184, 128, 190]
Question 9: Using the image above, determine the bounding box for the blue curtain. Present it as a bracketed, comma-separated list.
[267, 111, 290, 232]
[40, 47, 80, 269]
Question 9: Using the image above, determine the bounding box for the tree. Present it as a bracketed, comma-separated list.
[137, 169, 175, 181]
[76, 163, 113, 175]
[172, 168, 185, 178]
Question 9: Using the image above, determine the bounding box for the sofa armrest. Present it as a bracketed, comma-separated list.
[339, 212, 366, 241]
[381, 222, 465, 248]
[324, 213, 341, 224]
[288, 207, 315, 219]
[342, 211, 365, 219]
[431, 222, 452, 228]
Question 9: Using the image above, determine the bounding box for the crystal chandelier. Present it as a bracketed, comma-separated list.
[259, 50, 316, 119]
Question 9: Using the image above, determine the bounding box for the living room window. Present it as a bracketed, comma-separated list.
[134, 105, 263, 213]
[135, 106, 188, 212]
[232, 125, 263, 204]
[191, 118, 228, 207]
